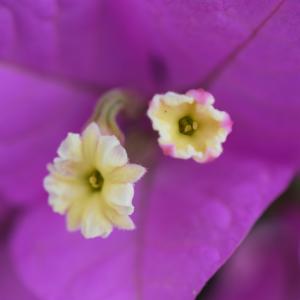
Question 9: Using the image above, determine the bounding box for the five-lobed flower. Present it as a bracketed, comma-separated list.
[44, 122, 146, 238]
[147, 89, 232, 163]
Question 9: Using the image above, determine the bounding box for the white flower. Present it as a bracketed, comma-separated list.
[44, 123, 146, 238]
[147, 89, 232, 163]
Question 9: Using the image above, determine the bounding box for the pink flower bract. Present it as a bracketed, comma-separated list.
[0, 1, 299, 299]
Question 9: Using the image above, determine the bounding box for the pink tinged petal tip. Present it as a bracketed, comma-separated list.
[186, 89, 215, 105]
[203, 152, 218, 163]
[161, 144, 175, 156]
[222, 114, 234, 133]
[147, 89, 232, 163]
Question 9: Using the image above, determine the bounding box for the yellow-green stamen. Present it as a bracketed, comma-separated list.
[178, 116, 198, 136]
[88, 170, 104, 191]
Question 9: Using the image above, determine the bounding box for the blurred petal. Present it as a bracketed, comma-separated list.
[0, 64, 97, 205]
[204, 204, 300, 300]
[11, 152, 294, 299]
[0, 1, 149, 92]
[212, 1, 300, 165]
[0, 241, 38, 300]
[12, 207, 137, 300]
[0, 1, 286, 93]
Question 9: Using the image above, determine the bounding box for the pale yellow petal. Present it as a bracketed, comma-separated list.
[104, 145, 128, 172]
[44, 174, 88, 199]
[105, 208, 135, 230]
[108, 164, 146, 183]
[97, 143, 128, 174]
[57, 133, 82, 161]
[95, 135, 119, 171]
[48, 195, 71, 214]
[66, 200, 87, 231]
[108, 203, 134, 216]
[48, 159, 88, 180]
[81, 122, 100, 165]
[103, 183, 134, 208]
[81, 201, 113, 238]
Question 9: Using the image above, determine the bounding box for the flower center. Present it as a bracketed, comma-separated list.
[88, 170, 104, 191]
[178, 115, 198, 136]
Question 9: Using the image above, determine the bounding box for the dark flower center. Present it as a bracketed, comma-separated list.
[178, 116, 198, 136]
[88, 170, 104, 191]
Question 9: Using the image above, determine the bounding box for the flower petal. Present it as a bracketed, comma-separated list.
[45, 176, 88, 215]
[0, 241, 38, 300]
[0, 1, 149, 92]
[105, 206, 136, 231]
[205, 205, 300, 300]
[95, 135, 120, 171]
[104, 145, 129, 172]
[103, 183, 134, 211]
[109, 164, 146, 184]
[66, 199, 87, 232]
[81, 200, 113, 239]
[57, 133, 82, 161]
[11, 152, 294, 299]
[81, 123, 101, 166]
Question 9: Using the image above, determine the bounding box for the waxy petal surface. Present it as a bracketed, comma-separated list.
[11, 153, 294, 299]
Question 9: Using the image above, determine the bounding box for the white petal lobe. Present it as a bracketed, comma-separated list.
[109, 164, 146, 183]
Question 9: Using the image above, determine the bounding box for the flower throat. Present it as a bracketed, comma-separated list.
[88, 170, 104, 191]
[178, 115, 198, 136]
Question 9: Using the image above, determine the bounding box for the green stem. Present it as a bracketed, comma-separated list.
[88, 89, 136, 144]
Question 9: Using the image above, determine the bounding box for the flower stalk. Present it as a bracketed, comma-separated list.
[87, 89, 139, 144]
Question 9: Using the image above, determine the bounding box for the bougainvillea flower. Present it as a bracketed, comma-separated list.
[44, 122, 145, 238]
[147, 89, 232, 162]
[203, 202, 300, 300]
[0, 1, 299, 299]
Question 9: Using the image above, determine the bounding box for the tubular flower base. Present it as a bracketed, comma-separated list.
[44, 123, 146, 238]
[147, 89, 232, 163]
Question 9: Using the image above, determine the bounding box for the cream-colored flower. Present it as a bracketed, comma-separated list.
[44, 123, 146, 238]
[147, 89, 232, 163]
